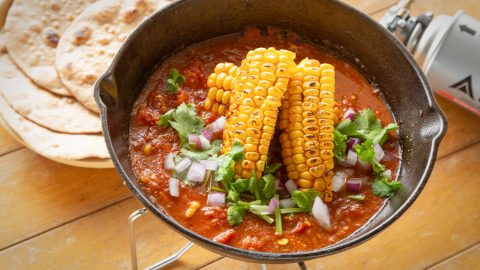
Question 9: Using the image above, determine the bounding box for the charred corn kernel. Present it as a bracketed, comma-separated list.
[277, 238, 289, 245]
[278, 58, 335, 202]
[298, 179, 314, 188]
[256, 160, 266, 171]
[185, 201, 201, 218]
[205, 63, 238, 116]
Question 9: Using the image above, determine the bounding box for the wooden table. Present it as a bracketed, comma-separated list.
[0, 0, 479, 269]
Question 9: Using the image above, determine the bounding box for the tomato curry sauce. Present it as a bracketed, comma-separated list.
[129, 28, 399, 252]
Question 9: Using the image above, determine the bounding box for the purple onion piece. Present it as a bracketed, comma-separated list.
[208, 116, 226, 133]
[285, 180, 298, 194]
[343, 108, 356, 120]
[347, 138, 361, 150]
[164, 153, 177, 170]
[373, 143, 385, 161]
[175, 157, 191, 173]
[188, 134, 200, 149]
[346, 178, 363, 193]
[187, 162, 206, 182]
[279, 198, 295, 208]
[169, 177, 180, 197]
[201, 129, 214, 141]
[207, 192, 225, 206]
[312, 197, 331, 230]
[345, 150, 358, 167]
[199, 135, 211, 150]
[268, 198, 280, 214]
[200, 159, 218, 170]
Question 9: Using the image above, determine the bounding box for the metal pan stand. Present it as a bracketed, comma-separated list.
[128, 208, 308, 270]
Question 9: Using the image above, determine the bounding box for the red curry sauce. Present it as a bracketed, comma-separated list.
[129, 28, 399, 252]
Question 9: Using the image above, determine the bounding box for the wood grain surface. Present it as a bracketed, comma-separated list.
[0, 0, 479, 269]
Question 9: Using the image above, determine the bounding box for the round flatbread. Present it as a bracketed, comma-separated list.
[56, 0, 171, 112]
[0, 54, 102, 134]
[0, 95, 109, 160]
[3, 0, 95, 96]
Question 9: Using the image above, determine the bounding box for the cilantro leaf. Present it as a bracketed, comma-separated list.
[262, 174, 276, 200]
[227, 205, 248, 226]
[354, 108, 381, 133]
[231, 178, 249, 193]
[291, 189, 320, 212]
[157, 103, 204, 146]
[264, 162, 283, 174]
[367, 123, 398, 145]
[166, 68, 185, 94]
[214, 141, 245, 189]
[229, 141, 245, 162]
[248, 175, 262, 202]
[336, 118, 361, 137]
[227, 189, 239, 202]
[372, 175, 403, 197]
[354, 140, 385, 175]
[180, 140, 221, 160]
[333, 129, 348, 161]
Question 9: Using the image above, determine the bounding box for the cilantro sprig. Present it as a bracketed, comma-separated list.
[372, 175, 402, 197]
[157, 103, 204, 147]
[166, 68, 185, 93]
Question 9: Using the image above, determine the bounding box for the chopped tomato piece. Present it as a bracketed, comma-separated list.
[213, 229, 236, 244]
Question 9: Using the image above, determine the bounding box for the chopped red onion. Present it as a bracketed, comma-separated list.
[285, 179, 298, 194]
[169, 177, 180, 197]
[382, 169, 392, 179]
[208, 116, 226, 133]
[187, 162, 206, 182]
[201, 129, 214, 141]
[332, 172, 347, 192]
[345, 150, 358, 167]
[374, 143, 385, 161]
[164, 153, 177, 170]
[347, 138, 361, 150]
[188, 134, 200, 149]
[207, 192, 225, 206]
[199, 135, 211, 150]
[312, 197, 331, 230]
[279, 198, 295, 208]
[200, 159, 218, 170]
[346, 178, 362, 193]
[175, 157, 191, 173]
[268, 198, 280, 214]
[274, 179, 285, 191]
[343, 108, 356, 120]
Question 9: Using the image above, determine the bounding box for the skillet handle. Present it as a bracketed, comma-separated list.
[94, 72, 118, 110]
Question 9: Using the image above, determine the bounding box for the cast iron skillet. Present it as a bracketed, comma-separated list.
[94, 0, 447, 263]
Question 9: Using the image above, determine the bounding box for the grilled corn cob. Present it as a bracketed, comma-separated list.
[222, 47, 296, 179]
[278, 58, 335, 202]
[204, 63, 238, 116]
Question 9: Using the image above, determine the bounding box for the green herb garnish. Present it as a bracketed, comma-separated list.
[157, 103, 204, 147]
[180, 140, 222, 160]
[347, 194, 366, 201]
[264, 162, 283, 174]
[291, 189, 320, 212]
[166, 68, 185, 93]
[354, 140, 385, 175]
[371, 175, 403, 197]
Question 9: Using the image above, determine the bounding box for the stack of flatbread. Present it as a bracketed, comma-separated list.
[0, 0, 171, 167]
